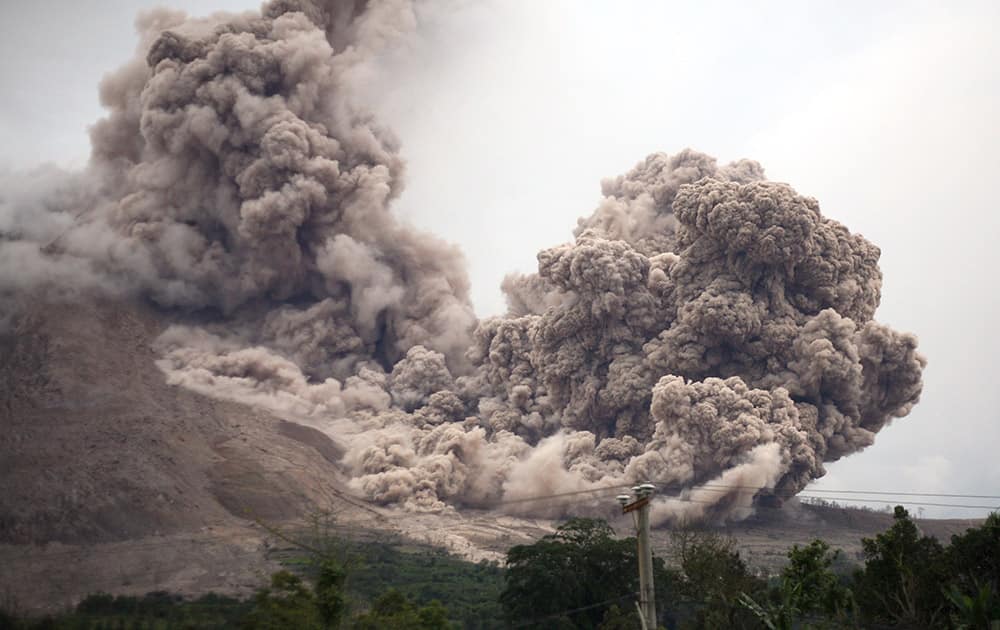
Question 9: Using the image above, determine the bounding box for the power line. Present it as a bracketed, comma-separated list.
[796, 495, 999, 511]
[650, 492, 997, 511]
[395, 492, 995, 549]
[496, 483, 635, 505]
[692, 484, 1000, 501]
[511, 592, 639, 628]
[245, 485, 1000, 540]
[490, 481, 1000, 507]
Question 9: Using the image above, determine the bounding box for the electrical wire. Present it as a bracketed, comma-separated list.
[510, 592, 639, 628]
[796, 495, 998, 510]
[684, 484, 1000, 501]
[495, 483, 636, 505]
[491, 481, 1000, 507]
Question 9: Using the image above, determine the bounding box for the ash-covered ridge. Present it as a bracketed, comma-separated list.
[0, 0, 925, 524]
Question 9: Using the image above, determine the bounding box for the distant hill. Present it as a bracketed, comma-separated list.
[660, 500, 982, 574]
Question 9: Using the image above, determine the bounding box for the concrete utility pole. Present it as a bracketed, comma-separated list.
[618, 483, 656, 630]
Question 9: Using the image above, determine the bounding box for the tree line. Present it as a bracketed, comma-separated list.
[502, 507, 999, 629]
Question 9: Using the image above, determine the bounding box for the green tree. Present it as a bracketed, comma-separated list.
[241, 570, 322, 630]
[315, 560, 348, 629]
[671, 530, 766, 630]
[781, 540, 853, 619]
[854, 506, 950, 628]
[946, 583, 1000, 630]
[596, 604, 639, 630]
[946, 512, 1000, 628]
[948, 512, 1000, 594]
[351, 589, 450, 630]
[500, 517, 677, 629]
[739, 540, 855, 629]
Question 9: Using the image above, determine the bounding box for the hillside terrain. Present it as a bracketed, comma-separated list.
[0, 296, 382, 610]
[0, 298, 977, 613]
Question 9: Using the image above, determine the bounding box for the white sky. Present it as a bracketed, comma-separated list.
[1, 0, 998, 518]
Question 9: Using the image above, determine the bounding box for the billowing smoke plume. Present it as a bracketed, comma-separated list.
[467, 151, 924, 520]
[0, 1, 925, 523]
[1, 0, 475, 375]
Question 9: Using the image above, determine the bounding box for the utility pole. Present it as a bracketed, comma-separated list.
[618, 483, 656, 630]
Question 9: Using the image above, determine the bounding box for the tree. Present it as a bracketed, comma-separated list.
[670, 530, 766, 630]
[597, 604, 638, 630]
[946, 512, 1000, 628]
[781, 540, 853, 619]
[854, 506, 950, 628]
[314, 560, 347, 629]
[254, 511, 352, 629]
[351, 589, 450, 630]
[948, 512, 1000, 594]
[945, 583, 1000, 630]
[241, 570, 323, 630]
[500, 517, 678, 629]
[739, 540, 854, 629]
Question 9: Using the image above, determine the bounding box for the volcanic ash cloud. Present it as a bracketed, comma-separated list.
[1, 0, 475, 376]
[0, 1, 925, 522]
[481, 155, 924, 518]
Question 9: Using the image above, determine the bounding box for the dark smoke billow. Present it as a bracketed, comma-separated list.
[0, 0, 925, 524]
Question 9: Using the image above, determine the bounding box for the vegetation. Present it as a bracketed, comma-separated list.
[0, 591, 252, 629]
[853, 506, 951, 627]
[352, 589, 450, 630]
[499, 517, 679, 628]
[945, 511, 1000, 629]
[2, 509, 998, 629]
[0, 542, 499, 629]
[738, 540, 854, 629]
[668, 530, 767, 629]
[344, 543, 503, 628]
[498, 509, 999, 629]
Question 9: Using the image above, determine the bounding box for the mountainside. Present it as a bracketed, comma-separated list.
[0, 297, 973, 613]
[0, 296, 373, 545]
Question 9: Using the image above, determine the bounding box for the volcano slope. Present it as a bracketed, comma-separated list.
[0, 296, 392, 609]
[0, 295, 971, 613]
[0, 296, 380, 544]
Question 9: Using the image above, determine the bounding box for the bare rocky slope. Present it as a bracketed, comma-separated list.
[0, 296, 376, 545]
[0, 298, 977, 612]
[0, 296, 393, 611]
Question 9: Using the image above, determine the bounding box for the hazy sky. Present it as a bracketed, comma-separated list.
[1, 0, 998, 518]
